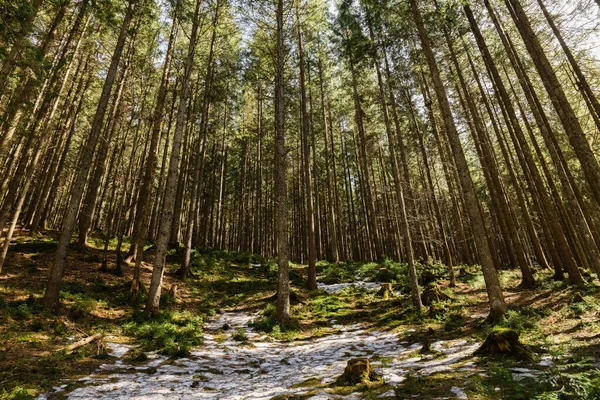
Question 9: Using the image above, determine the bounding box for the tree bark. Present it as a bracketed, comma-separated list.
[275, 0, 290, 324]
[410, 0, 506, 320]
[43, 0, 137, 311]
[504, 0, 600, 206]
[296, 3, 317, 290]
[145, 0, 202, 315]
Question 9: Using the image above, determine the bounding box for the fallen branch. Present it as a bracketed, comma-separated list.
[62, 333, 102, 353]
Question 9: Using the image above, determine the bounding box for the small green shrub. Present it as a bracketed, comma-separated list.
[128, 349, 148, 362]
[10, 304, 32, 320]
[1, 386, 36, 400]
[231, 328, 248, 341]
[250, 303, 277, 333]
[123, 311, 202, 357]
[569, 301, 596, 317]
[533, 369, 600, 400]
[444, 311, 465, 331]
[502, 310, 538, 333]
[270, 324, 299, 342]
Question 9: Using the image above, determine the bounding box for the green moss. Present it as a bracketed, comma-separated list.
[290, 377, 322, 388]
[0, 386, 36, 400]
[122, 310, 202, 357]
[231, 327, 248, 341]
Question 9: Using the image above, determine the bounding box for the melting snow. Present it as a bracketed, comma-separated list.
[40, 311, 483, 400]
[318, 281, 381, 294]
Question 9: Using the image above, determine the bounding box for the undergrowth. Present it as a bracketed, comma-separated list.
[122, 310, 203, 357]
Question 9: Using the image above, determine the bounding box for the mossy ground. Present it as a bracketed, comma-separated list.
[1, 230, 600, 399]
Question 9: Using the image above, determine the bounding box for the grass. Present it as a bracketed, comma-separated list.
[122, 310, 203, 356]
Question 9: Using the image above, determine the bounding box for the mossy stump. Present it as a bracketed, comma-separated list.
[572, 292, 585, 304]
[376, 268, 396, 283]
[421, 284, 451, 306]
[377, 283, 395, 298]
[336, 358, 377, 385]
[168, 284, 178, 299]
[474, 328, 533, 362]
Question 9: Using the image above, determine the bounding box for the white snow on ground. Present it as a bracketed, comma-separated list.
[318, 281, 381, 294]
[39, 309, 481, 400]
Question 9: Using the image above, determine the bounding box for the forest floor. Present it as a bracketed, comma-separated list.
[1, 231, 600, 399]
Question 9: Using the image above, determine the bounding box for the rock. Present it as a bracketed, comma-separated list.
[450, 386, 468, 399]
[377, 283, 395, 298]
[474, 328, 534, 362]
[336, 358, 378, 385]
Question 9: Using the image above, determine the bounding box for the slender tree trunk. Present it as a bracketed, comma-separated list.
[296, 3, 317, 290]
[443, 14, 535, 287]
[275, 0, 290, 324]
[366, 12, 421, 308]
[317, 52, 339, 262]
[129, 6, 178, 295]
[179, 1, 219, 279]
[145, 0, 202, 315]
[465, 4, 582, 284]
[410, 0, 506, 320]
[504, 0, 600, 206]
[42, 0, 136, 310]
[76, 33, 135, 250]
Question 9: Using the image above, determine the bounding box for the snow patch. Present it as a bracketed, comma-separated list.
[41, 312, 483, 399]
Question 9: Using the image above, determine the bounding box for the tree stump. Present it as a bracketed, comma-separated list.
[376, 268, 396, 283]
[474, 328, 533, 362]
[420, 338, 431, 354]
[336, 358, 378, 385]
[168, 284, 178, 299]
[421, 284, 451, 306]
[377, 283, 395, 298]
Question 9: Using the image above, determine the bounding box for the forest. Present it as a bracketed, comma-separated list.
[1, 0, 600, 398]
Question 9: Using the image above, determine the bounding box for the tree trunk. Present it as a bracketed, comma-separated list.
[42, 0, 137, 311]
[504, 0, 600, 206]
[129, 5, 178, 294]
[366, 12, 421, 309]
[275, 0, 290, 324]
[296, 3, 317, 290]
[145, 0, 202, 315]
[410, 0, 506, 320]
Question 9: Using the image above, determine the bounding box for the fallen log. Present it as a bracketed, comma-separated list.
[63, 333, 102, 353]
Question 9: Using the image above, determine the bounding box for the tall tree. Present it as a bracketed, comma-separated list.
[145, 0, 203, 314]
[43, 0, 137, 310]
[409, 0, 506, 320]
[275, 0, 291, 323]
